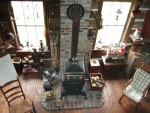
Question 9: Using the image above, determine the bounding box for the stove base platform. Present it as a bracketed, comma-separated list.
[60, 85, 87, 100]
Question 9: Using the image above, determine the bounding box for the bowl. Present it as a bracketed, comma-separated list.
[28, 55, 32, 60]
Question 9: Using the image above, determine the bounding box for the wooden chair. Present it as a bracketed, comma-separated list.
[0, 77, 36, 113]
[119, 62, 150, 109]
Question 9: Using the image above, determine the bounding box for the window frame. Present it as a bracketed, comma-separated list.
[93, 0, 137, 50]
[11, 1, 46, 48]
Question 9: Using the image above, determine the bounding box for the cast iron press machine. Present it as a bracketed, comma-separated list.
[60, 4, 87, 100]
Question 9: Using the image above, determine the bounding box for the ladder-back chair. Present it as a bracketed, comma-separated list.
[0, 77, 36, 113]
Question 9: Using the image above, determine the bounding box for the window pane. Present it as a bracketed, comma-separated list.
[35, 17, 44, 25]
[103, 26, 116, 45]
[19, 37, 28, 46]
[22, 2, 33, 14]
[11, 1, 23, 13]
[36, 27, 45, 36]
[112, 26, 124, 43]
[14, 14, 26, 25]
[108, 14, 119, 25]
[96, 26, 107, 45]
[117, 2, 131, 25]
[121, 2, 132, 14]
[103, 36, 112, 45]
[29, 37, 38, 47]
[17, 26, 28, 37]
[101, 2, 112, 14]
[106, 26, 116, 36]
[96, 1, 131, 47]
[26, 26, 36, 37]
[25, 15, 35, 25]
[11, 1, 45, 47]
[116, 14, 127, 25]
[37, 37, 46, 46]
[33, 2, 44, 15]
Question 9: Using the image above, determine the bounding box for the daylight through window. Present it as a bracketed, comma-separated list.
[11, 1, 46, 48]
[96, 2, 131, 48]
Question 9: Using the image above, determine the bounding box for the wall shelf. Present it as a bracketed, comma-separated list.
[130, 34, 150, 43]
[134, 19, 144, 22]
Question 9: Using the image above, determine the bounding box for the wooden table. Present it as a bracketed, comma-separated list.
[101, 55, 127, 72]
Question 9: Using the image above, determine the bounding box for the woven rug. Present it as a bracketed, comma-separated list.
[40, 75, 104, 110]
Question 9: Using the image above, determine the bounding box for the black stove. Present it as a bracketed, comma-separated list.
[64, 60, 85, 74]
[60, 4, 87, 100]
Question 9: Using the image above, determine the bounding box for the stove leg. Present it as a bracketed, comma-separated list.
[60, 94, 63, 100]
[83, 93, 87, 99]
[84, 95, 87, 99]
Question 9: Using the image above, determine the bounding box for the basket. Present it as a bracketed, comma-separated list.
[12, 57, 21, 64]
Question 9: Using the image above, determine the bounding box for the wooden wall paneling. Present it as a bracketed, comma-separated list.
[121, 1, 137, 43]
[92, 2, 103, 50]
[0, 2, 20, 53]
[43, 1, 51, 51]
[141, 10, 150, 39]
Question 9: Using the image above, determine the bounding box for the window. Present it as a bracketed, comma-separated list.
[95, 2, 131, 48]
[11, 1, 46, 48]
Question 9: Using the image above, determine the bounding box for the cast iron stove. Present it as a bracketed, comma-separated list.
[60, 4, 87, 100]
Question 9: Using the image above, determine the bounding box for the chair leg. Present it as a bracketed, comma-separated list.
[119, 94, 124, 103]
[32, 107, 36, 113]
[31, 102, 36, 113]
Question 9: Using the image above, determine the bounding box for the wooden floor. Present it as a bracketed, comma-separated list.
[1, 68, 150, 113]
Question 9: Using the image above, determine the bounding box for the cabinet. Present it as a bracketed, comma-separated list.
[126, 49, 150, 76]
[89, 59, 100, 73]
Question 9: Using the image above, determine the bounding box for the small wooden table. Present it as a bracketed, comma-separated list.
[101, 55, 127, 72]
[89, 59, 100, 73]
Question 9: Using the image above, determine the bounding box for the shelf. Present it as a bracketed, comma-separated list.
[130, 34, 150, 43]
[134, 19, 144, 22]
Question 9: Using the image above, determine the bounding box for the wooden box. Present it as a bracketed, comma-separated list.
[45, 90, 55, 100]
[89, 73, 104, 91]
[89, 59, 100, 73]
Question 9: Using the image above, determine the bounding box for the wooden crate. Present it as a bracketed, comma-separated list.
[89, 73, 104, 91]
[45, 90, 55, 100]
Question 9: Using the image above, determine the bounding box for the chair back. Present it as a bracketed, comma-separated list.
[0, 77, 25, 106]
[131, 68, 150, 93]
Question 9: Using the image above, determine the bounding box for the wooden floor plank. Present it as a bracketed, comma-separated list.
[1, 70, 150, 113]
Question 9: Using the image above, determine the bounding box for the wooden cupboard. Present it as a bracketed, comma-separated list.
[126, 49, 150, 76]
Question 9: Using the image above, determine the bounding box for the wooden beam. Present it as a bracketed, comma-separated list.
[120, 0, 137, 43]
[92, 1, 103, 49]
